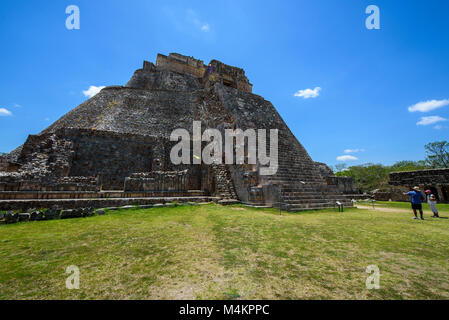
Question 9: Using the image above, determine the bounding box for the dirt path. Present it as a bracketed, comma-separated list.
[356, 205, 412, 213]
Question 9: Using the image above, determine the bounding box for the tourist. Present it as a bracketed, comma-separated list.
[425, 190, 440, 218]
[403, 186, 425, 220]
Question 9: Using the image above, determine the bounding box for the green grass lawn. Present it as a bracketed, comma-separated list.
[1, 203, 448, 300]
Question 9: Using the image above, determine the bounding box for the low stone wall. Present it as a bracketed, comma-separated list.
[326, 176, 356, 194]
[373, 191, 408, 202]
[0, 190, 205, 200]
[0, 176, 99, 192]
[0, 195, 216, 211]
[124, 170, 188, 192]
[390, 168, 449, 186]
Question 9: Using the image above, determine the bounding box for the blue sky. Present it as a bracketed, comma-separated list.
[0, 0, 448, 168]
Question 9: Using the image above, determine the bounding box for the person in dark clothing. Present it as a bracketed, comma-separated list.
[403, 186, 425, 220]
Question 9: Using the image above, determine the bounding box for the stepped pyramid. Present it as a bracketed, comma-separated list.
[0, 53, 355, 211]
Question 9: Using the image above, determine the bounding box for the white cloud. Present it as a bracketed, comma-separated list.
[13, 103, 21, 108]
[82, 85, 105, 98]
[0, 108, 12, 116]
[187, 9, 210, 33]
[336, 155, 358, 161]
[344, 148, 365, 154]
[416, 115, 447, 126]
[434, 125, 445, 130]
[408, 99, 449, 112]
[201, 24, 210, 32]
[294, 87, 321, 99]
[163, 7, 212, 35]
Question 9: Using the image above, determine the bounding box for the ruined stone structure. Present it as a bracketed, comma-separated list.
[0, 53, 354, 211]
[389, 168, 449, 203]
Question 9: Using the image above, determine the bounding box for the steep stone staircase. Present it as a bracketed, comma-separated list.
[213, 164, 239, 204]
[265, 139, 353, 211]
[204, 85, 354, 211]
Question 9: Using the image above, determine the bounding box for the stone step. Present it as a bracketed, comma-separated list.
[284, 202, 354, 211]
[282, 199, 337, 204]
[217, 199, 241, 205]
[0, 196, 219, 211]
[0, 190, 206, 200]
[214, 164, 238, 200]
[268, 175, 325, 180]
[283, 198, 352, 203]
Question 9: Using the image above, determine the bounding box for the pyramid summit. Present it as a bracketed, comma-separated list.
[0, 53, 355, 211]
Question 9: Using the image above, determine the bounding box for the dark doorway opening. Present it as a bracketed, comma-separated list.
[223, 79, 236, 89]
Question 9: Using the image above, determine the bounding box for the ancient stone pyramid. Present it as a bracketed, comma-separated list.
[0, 53, 355, 211]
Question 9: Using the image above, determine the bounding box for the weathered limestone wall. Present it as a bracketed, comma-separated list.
[42, 87, 202, 139]
[326, 177, 356, 194]
[126, 66, 202, 91]
[156, 53, 206, 78]
[0, 155, 8, 172]
[0, 195, 214, 211]
[124, 170, 188, 192]
[315, 162, 334, 177]
[389, 169, 449, 202]
[64, 129, 155, 190]
[0, 176, 98, 192]
[390, 169, 449, 186]
[0, 190, 206, 200]
[0, 125, 210, 194]
[205, 60, 253, 93]
[373, 189, 408, 202]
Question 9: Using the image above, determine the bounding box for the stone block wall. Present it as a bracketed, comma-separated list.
[156, 53, 206, 78]
[64, 129, 155, 190]
[326, 176, 356, 194]
[389, 169, 449, 202]
[124, 170, 188, 192]
[0, 175, 98, 192]
[204, 60, 253, 93]
[0, 127, 208, 193]
[389, 169, 449, 186]
[373, 189, 408, 202]
[0, 155, 8, 172]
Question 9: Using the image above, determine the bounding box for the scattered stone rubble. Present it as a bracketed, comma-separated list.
[0, 202, 199, 224]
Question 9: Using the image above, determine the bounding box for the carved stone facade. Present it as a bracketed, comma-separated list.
[124, 171, 188, 192]
[0, 52, 353, 211]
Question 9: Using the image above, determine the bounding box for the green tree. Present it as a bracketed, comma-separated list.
[334, 142, 445, 193]
[335, 160, 432, 193]
[389, 160, 429, 172]
[424, 141, 449, 168]
[336, 163, 390, 193]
